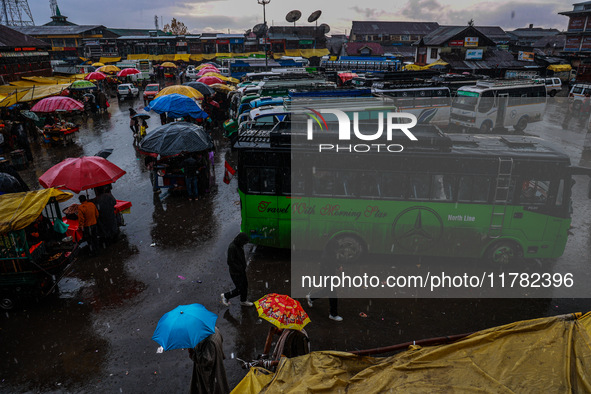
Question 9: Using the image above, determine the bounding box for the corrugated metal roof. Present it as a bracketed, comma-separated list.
[351, 21, 439, 36]
[107, 28, 165, 37]
[0, 25, 51, 48]
[345, 42, 384, 55]
[440, 49, 537, 70]
[422, 26, 500, 46]
[12, 25, 105, 36]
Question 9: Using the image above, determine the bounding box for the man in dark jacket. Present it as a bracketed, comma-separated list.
[188, 327, 229, 394]
[181, 155, 199, 200]
[221, 233, 254, 307]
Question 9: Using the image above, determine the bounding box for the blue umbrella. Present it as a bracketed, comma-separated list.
[144, 93, 209, 120]
[152, 304, 217, 351]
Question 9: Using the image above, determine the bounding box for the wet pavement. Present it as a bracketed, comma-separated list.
[1, 96, 591, 393]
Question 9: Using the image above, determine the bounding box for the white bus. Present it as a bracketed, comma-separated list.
[372, 86, 451, 127]
[115, 59, 153, 81]
[450, 80, 546, 133]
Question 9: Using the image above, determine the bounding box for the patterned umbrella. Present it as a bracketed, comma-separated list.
[154, 85, 203, 100]
[198, 76, 224, 86]
[69, 80, 97, 90]
[138, 121, 213, 157]
[31, 97, 84, 113]
[117, 68, 141, 77]
[85, 72, 107, 81]
[255, 293, 310, 331]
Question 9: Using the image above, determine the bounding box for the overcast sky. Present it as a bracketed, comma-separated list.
[26, 0, 574, 34]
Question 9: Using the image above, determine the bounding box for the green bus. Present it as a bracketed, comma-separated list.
[234, 126, 586, 263]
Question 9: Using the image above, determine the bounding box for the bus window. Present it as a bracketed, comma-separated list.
[286, 168, 306, 196]
[313, 170, 346, 196]
[409, 174, 430, 200]
[519, 179, 549, 205]
[260, 169, 276, 194]
[431, 175, 455, 201]
[478, 91, 494, 113]
[246, 168, 260, 193]
[359, 172, 381, 198]
[458, 176, 491, 202]
[556, 179, 564, 206]
[381, 173, 405, 199]
[246, 168, 276, 194]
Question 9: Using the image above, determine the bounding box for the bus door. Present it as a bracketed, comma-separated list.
[495, 93, 509, 128]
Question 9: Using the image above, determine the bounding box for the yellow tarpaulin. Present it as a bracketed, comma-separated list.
[190, 54, 204, 62]
[127, 54, 151, 60]
[425, 59, 449, 67]
[0, 189, 73, 233]
[99, 56, 121, 64]
[233, 313, 591, 393]
[548, 64, 572, 72]
[174, 54, 191, 62]
[0, 90, 28, 108]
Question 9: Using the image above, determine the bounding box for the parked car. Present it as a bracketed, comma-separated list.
[185, 66, 197, 81]
[534, 77, 562, 97]
[569, 83, 591, 110]
[218, 67, 230, 77]
[117, 83, 139, 100]
[143, 83, 160, 104]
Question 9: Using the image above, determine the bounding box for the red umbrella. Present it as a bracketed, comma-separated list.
[197, 67, 219, 76]
[198, 76, 224, 86]
[117, 68, 141, 77]
[31, 97, 84, 113]
[39, 156, 126, 193]
[85, 72, 107, 81]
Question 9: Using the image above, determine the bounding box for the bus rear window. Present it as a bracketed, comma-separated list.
[246, 168, 276, 194]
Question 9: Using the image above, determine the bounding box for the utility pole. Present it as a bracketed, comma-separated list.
[258, 0, 271, 71]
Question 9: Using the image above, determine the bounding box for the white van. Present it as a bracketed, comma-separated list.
[534, 77, 562, 97]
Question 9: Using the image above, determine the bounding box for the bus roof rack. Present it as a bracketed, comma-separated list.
[475, 79, 542, 88]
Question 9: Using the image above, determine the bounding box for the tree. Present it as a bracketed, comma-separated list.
[163, 18, 188, 35]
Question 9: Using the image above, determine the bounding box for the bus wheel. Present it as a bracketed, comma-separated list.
[549, 90, 557, 97]
[486, 241, 521, 264]
[479, 121, 492, 134]
[333, 235, 365, 263]
[514, 117, 528, 132]
[1, 297, 14, 310]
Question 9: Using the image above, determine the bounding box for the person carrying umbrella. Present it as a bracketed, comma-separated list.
[221, 233, 254, 307]
[152, 304, 229, 394]
[181, 154, 200, 201]
[129, 109, 139, 138]
[96, 90, 108, 113]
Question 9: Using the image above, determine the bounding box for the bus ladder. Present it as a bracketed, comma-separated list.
[488, 158, 514, 238]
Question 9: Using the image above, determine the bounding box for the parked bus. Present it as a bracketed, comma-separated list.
[373, 86, 451, 127]
[450, 80, 546, 133]
[234, 125, 585, 263]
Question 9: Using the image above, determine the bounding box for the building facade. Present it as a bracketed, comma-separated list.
[0, 25, 51, 83]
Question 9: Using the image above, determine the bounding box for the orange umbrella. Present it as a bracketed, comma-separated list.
[255, 293, 310, 331]
[96, 65, 120, 74]
[161, 62, 177, 68]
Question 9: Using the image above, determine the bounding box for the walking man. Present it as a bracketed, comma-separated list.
[306, 239, 344, 321]
[221, 233, 254, 307]
[78, 195, 99, 254]
[181, 155, 199, 201]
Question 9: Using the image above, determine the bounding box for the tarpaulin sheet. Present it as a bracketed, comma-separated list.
[233, 313, 591, 393]
[99, 56, 121, 64]
[0, 189, 72, 233]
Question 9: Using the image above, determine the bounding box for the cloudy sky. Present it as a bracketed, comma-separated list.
[26, 0, 574, 34]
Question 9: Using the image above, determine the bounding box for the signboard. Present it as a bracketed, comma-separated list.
[216, 40, 229, 44]
[497, 44, 509, 51]
[449, 40, 464, 46]
[230, 38, 244, 44]
[259, 38, 270, 44]
[299, 40, 313, 45]
[465, 49, 483, 60]
[464, 37, 479, 47]
[564, 36, 582, 51]
[582, 36, 591, 51]
[568, 16, 586, 31]
[518, 51, 534, 61]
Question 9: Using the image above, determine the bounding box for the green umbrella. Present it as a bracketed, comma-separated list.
[69, 80, 97, 90]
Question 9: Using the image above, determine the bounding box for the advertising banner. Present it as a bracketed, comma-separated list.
[518, 51, 535, 61]
[568, 16, 586, 31]
[564, 36, 582, 51]
[465, 49, 483, 59]
[464, 37, 479, 47]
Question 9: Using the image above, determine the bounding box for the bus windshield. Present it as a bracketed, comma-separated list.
[453, 91, 479, 110]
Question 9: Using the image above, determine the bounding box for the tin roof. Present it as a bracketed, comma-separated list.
[351, 21, 440, 36]
[12, 25, 105, 36]
[0, 25, 51, 49]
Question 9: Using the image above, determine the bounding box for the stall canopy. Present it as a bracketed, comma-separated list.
[547, 64, 572, 72]
[233, 312, 591, 393]
[0, 188, 72, 233]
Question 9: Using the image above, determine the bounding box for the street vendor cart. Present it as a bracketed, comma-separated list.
[0, 189, 78, 310]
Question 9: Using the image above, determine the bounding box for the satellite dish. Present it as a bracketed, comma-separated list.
[286, 10, 302, 23]
[253, 23, 268, 36]
[319, 23, 330, 34]
[308, 10, 322, 23]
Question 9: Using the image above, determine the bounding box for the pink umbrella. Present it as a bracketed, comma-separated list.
[85, 72, 107, 81]
[39, 156, 126, 193]
[31, 97, 84, 113]
[197, 67, 219, 76]
[117, 68, 141, 77]
[198, 76, 224, 85]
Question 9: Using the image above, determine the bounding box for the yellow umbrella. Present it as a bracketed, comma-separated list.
[97, 65, 121, 74]
[196, 64, 218, 70]
[210, 83, 235, 93]
[161, 62, 177, 68]
[92, 62, 105, 67]
[154, 85, 203, 100]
